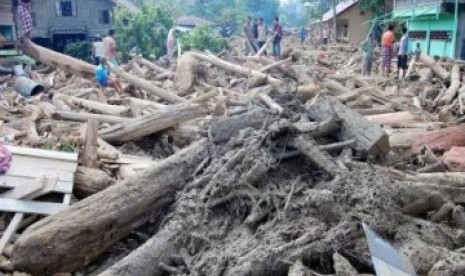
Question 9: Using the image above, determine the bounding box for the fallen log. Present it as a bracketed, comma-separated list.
[440, 64, 461, 104]
[57, 95, 129, 116]
[52, 110, 130, 124]
[189, 51, 282, 86]
[21, 40, 97, 79]
[420, 53, 450, 80]
[209, 109, 268, 143]
[418, 68, 434, 83]
[74, 166, 115, 199]
[81, 120, 98, 168]
[390, 125, 465, 154]
[12, 139, 209, 275]
[98, 227, 177, 276]
[136, 57, 168, 74]
[294, 136, 347, 177]
[307, 96, 389, 157]
[110, 65, 185, 104]
[174, 54, 197, 96]
[443, 147, 465, 172]
[323, 79, 358, 102]
[99, 103, 207, 142]
[366, 111, 424, 125]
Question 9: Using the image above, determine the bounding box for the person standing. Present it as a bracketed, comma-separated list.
[299, 27, 308, 45]
[272, 17, 283, 58]
[253, 18, 259, 41]
[322, 26, 329, 45]
[397, 27, 409, 79]
[257, 18, 267, 55]
[362, 34, 375, 76]
[243, 16, 258, 55]
[103, 29, 118, 66]
[381, 24, 395, 77]
[166, 27, 176, 61]
[92, 35, 105, 65]
[17, 0, 33, 39]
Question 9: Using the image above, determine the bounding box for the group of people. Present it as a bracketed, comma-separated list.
[362, 24, 421, 79]
[92, 29, 123, 94]
[243, 16, 283, 58]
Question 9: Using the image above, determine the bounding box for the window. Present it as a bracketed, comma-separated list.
[61, 1, 72, 16]
[409, 31, 427, 39]
[430, 30, 451, 40]
[99, 10, 111, 24]
[56, 1, 76, 17]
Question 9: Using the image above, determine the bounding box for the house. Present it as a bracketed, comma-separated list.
[175, 16, 213, 32]
[392, 0, 465, 59]
[322, 0, 372, 44]
[30, 0, 139, 50]
[0, 0, 16, 52]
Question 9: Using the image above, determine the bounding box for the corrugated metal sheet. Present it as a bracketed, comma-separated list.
[322, 0, 358, 22]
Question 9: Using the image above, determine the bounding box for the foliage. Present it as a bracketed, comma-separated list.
[358, 0, 387, 16]
[281, 0, 308, 27]
[114, 0, 174, 61]
[64, 41, 92, 62]
[179, 26, 227, 53]
[217, 6, 246, 35]
[42, 142, 78, 153]
[243, 0, 280, 25]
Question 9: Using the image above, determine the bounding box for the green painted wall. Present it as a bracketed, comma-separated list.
[405, 14, 456, 58]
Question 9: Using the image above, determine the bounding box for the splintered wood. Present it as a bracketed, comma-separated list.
[1, 35, 465, 276]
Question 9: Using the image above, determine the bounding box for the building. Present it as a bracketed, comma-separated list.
[322, 0, 373, 44]
[392, 0, 465, 59]
[0, 0, 16, 52]
[31, 0, 139, 50]
[175, 16, 213, 32]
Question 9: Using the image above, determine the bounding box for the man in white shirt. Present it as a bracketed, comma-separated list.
[92, 34, 105, 65]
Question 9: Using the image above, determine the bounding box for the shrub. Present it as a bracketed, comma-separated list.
[64, 41, 92, 62]
[114, 0, 174, 61]
[179, 26, 227, 53]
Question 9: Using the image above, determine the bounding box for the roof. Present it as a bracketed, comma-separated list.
[110, 0, 140, 13]
[175, 16, 213, 27]
[322, 0, 358, 22]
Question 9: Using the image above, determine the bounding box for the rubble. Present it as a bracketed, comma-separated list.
[1, 36, 465, 276]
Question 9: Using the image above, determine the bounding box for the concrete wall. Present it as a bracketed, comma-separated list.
[408, 14, 456, 58]
[339, 5, 371, 44]
[32, 0, 115, 39]
[325, 4, 371, 45]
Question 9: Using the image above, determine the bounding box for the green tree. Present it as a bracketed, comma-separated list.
[179, 25, 227, 53]
[358, 0, 387, 16]
[113, 0, 174, 61]
[243, 0, 280, 25]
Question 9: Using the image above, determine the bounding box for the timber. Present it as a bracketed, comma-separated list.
[307, 96, 389, 157]
[420, 53, 450, 80]
[12, 140, 209, 275]
[99, 104, 207, 142]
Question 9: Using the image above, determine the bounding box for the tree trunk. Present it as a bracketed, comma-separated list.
[420, 53, 450, 80]
[331, 0, 338, 44]
[174, 54, 197, 96]
[365, 111, 423, 125]
[440, 64, 461, 104]
[74, 166, 115, 199]
[307, 96, 390, 157]
[52, 110, 130, 124]
[136, 57, 168, 74]
[98, 227, 178, 276]
[110, 65, 185, 104]
[189, 52, 282, 86]
[443, 147, 465, 172]
[324, 79, 359, 102]
[12, 140, 209, 275]
[389, 125, 465, 154]
[81, 120, 98, 168]
[56, 95, 129, 116]
[21, 40, 97, 79]
[99, 104, 207, 142]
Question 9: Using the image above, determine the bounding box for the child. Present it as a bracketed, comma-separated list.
[362, 34, 375, 76]
[95, 57, 123, 96]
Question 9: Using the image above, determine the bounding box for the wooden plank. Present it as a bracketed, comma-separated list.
[5, 146, 78, 163]
[6, 156, 76, 181]
[0, 198, 66, 215]
[0, 179, 44, 199]
[0, 176, 73, 194]
[0, 213, 24, 255]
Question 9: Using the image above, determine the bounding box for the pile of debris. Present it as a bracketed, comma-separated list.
[1, 38, 465, 276]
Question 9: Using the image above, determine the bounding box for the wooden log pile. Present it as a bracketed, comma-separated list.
[0, 36, 465, 276]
